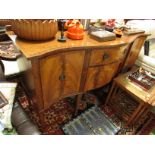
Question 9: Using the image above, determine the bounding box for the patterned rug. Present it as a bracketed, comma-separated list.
[137, 113, 155, 135]
[14, 80, 155, 135]
[100, 89, 155, 135]
[101, 104, 155, 135]
[15, 83, 74, 134]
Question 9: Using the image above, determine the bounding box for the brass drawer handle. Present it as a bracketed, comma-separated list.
[103, 53, 109, 60]
[59, 74, 66, 80]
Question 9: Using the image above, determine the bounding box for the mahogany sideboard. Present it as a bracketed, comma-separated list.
[8, 31, 148, 125]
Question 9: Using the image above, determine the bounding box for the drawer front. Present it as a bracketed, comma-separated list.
[84, 62, 120, 91]
[89, 47, 125, 66]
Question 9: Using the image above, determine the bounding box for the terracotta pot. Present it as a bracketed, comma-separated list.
[11, 19, 58, 41]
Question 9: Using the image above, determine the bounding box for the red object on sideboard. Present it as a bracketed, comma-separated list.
[65, 20, 84, 40]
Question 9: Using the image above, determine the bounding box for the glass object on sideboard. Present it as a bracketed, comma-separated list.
[80, 19, 91, 30]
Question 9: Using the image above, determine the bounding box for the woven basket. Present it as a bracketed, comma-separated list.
[11, 19, 58, 41]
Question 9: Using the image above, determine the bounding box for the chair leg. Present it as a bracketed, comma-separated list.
[131, 104, 148, 125]
[126, 102, 144, 126]
[75, 94, 83, 116]
[104, 82, 116, 106]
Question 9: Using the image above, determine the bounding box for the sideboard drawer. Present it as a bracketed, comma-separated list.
[89, 47, 125, 66]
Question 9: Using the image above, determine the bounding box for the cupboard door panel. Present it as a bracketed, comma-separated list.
[40, 51, 85, 109]
[63, 51, 85, 96]
[84, 62, 120, 91]
[40, 55, 63, 108]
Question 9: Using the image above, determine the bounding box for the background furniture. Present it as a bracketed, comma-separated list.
[136, 51, 155, 119]
[121, 34, 148, 72]
[0, 59, 41, 135]
[105, 68, 154, 126]
[125, 19, 155, 56]
[11, 101, 41, 135]
[105, 39, 155, 127]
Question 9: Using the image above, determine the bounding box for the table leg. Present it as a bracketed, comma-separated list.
[131, 103, 148, 125]
[37, 110, 47, 132]
[105, 82, 116, 105]
[126, 102, 145, 126]
[134, 104, 152, 124]
[75, 94, 83, 116]
[141, 105, 152, 117]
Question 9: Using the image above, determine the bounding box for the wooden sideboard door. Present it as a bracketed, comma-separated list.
[62, 51, 85, 96]
[84, 62, 120, 91]
[40, 50, 85, 109]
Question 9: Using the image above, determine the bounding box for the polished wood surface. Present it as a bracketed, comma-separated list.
[40, 54, 62, 109]
[62, 51, 85, 96]
[8, 31, 147, 59]
[123, 35, 148, 70]
[84, 62, 120, 91]
[114, 68, 153, 103]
